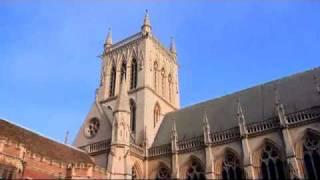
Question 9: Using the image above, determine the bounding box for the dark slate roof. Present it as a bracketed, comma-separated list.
[152, 67, 320, 146]
[0, 119, 93, 164]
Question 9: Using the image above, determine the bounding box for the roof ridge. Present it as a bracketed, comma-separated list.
[0, 117, 87, 154]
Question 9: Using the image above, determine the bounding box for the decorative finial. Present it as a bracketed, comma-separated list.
[144, 9, 150, 25]
[237, 98, 247, 136]
[141, 9, 152, 35]
[171, 119, 178, 140]
[172, 119, 176, 132]
[202, 111, 212, 144]
[105, 27, 112, 49]
[237, 98, 246, 124]
[274, 84, 281, 105]
[171, 119, 178, 152]
[203, 111, 209, 125]
[64, 130, 69, 144]
[170, 37, 177, 54]
[237, 98, 243, 116]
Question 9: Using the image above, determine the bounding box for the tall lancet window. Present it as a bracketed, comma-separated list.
[161, 68, 165, 96]
[130, 99, 136, 133]
[222, 150, 242, 180]
[154, 103, 160, 127]
[130, 58, 138, 89]
[260, 143, 285, 180]
[120, 61, 127, 82]
[168, 74, 172, 102]
[109, 65, 116, 97]
[154, 62, 158, 91]
[303, 133, 320, 179]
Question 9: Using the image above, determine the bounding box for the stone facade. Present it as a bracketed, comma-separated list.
[1, 11, 320, 179]
[73, 11, 320, 179]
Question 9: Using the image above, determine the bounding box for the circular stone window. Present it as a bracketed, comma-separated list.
[84, 118, 100, 138]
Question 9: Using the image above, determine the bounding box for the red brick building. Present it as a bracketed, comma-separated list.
[0, 119, 108, 179]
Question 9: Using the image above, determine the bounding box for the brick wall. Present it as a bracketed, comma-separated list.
[0, 137, 108, 179]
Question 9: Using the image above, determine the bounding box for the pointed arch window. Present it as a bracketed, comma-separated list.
[130, 99, 136, 133]
[154, 103, 160, 127]
[222, 151, 243, 180]
[260, 143, 285, 180]
[186, 159, 205, 180]
[161, 68, 165, 96]
[130, 58, 138, 89]
[168, 74, 172, 102]
[120, 61, 127, 82]
[109, 65, 116, 97]
[154, 62, 158, 91]
[303, 133, 320, 179]
[156, 167, 171, 180]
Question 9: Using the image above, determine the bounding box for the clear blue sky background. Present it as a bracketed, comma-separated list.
[0, 1, 319, 143]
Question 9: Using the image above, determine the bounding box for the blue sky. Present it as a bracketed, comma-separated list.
[0, 1, 319, 143]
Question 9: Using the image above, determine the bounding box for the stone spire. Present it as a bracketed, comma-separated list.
[274, 86, 287, 126]
[104, 28, 112, 51]
[275, 86, 281, 106]
[237, 98, 247, 136]
[141, 9, 152, 35]
[171, 119, 177, 140]
[114, 78, 130, 113]
[64, 130, 69, 144]
[202, 111, 211, 144]
[170, 37, 176, 54]
[171, 119, 180, 178]
[171, 119, 178, 152]
[237, 99, 245, 123]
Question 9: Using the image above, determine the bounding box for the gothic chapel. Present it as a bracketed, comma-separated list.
[1, 11, 320, 179]
[73, 11, 320, 179]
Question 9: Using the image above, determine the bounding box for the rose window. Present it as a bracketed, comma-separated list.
[85, 118, 100, 138]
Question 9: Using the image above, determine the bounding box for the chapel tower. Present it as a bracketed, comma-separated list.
[96, 10, 180, 147]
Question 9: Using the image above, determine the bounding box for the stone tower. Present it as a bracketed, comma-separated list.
[97, 10, 180, 146]
[73, 10, 180, 168]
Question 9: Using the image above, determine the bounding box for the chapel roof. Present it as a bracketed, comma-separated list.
[0, 119, 93, 164]
[152, 67, 320, 146]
